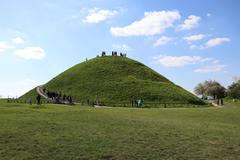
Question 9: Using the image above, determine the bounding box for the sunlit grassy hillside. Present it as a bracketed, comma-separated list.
[20, 56, 204, 106]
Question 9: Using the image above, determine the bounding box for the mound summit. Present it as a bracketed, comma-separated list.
[21, 56, 204, 106]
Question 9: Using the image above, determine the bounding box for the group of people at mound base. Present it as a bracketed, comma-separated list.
[42, 88, 73, 104]
[132, 99, 144, 107]
[28, 88, 73, 105]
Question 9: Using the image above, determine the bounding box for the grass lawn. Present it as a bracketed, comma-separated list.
[0, 101, 240, 160]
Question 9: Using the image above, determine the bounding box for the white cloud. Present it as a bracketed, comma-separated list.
[0, 79, 41, 98]
[177, 15, 200, 31]
[69, 8, 87, 20]
[154, 36, 172, 47]
[83, 8, 118, 23]
[233, 76, 240, 82]
[213, 60, 220, 64]
[110, 10, 181, 37]
[205, 37, 230, 48]
[190, 37, 231, 50]
[112, 44, 132, 51]
[183, 34, 206, 42]
[14, 47, 46, 60]
[189, 44, 205, 50]
[194, 59, 226, 73]
[17, 79, 39, 86]
[194, 64, 225, 73]
[207, 13, 211, 17]
[153, 55, 210, 67]
[12, 37, 24, 44]
[0, 42, 14, 52]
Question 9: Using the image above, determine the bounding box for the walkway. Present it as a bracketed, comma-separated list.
[209, 100, 224, 108]
[36, 86, 55, 102]
[36, 86, 73, 104]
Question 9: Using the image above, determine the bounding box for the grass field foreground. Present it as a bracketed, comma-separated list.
[0, 101, 240, 159]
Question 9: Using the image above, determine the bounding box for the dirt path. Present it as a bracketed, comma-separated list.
[209, 100, 224, 108]
[36, 86, 52, 101]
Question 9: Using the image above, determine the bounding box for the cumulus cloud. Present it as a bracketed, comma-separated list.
[189, 44, 205, 50]
[212, 60, 220, 64]
[194, 64, 225, 73]
[177, 15, 200, 31]
[183, 34, 206, 42]
[14, 47, 46, 60]
[153, 55, 211, 67]
[0, 42, 14, 52]
[83, 8, 118, 23]
[205, 37, 230, 48]
[112, 44, 132, 51]
[190, 37, 230, 49]
[12, 37, 24, 44]
[194, 59, 226, 73]
[0, 79, 41, 98]
[154, 36, 172, 47]
[110, 10, 181, 37]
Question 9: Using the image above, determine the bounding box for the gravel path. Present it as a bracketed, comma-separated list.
[36, 86, 51, 100]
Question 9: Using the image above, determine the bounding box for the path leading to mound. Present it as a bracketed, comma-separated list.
[36, 86, 72, 104]
[36, 86, 52, 101]
[209, 100, 224, 108]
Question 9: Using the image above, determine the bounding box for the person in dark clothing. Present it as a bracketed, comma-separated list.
[221, 99, 224, 106]
[59, 92, 62, 100]
[66, 96, 69, 102]
[28, 97, 32, 105]
[36, 94, 41, 105]
[63, 94, 66, 102]
[140, 98, 144, 107]
[134, 100, 138, 107]
[69, 96, 73, 104]
[102, 51, 106, 56]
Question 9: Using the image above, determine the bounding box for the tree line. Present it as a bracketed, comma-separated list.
[194, 79, 240, 101]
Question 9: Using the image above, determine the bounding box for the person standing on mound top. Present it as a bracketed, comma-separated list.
[36, 94, 41, 105]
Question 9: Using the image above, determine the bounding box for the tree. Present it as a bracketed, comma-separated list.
[194, 83, 206, 99]
[194, 80, 226, 100]
[203, 80, 225, 100]
[228, 80, 240, 99]
[215, 85, 226, 99]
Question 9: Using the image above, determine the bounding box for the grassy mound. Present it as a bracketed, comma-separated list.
[20, 56, 204, 106]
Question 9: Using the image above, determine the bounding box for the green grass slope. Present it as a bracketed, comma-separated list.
[20, 56, 204, 106]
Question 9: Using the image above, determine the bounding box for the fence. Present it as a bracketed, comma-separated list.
[75, 100, 206, 108]
[14, 98, 206, 108]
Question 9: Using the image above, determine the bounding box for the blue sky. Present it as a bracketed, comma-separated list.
[0, 0, 239, 97]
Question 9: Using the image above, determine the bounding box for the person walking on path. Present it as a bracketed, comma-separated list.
[28, 97, 32, 105]
[36, 94, 41, 105]
[221, 99, 224, 106]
